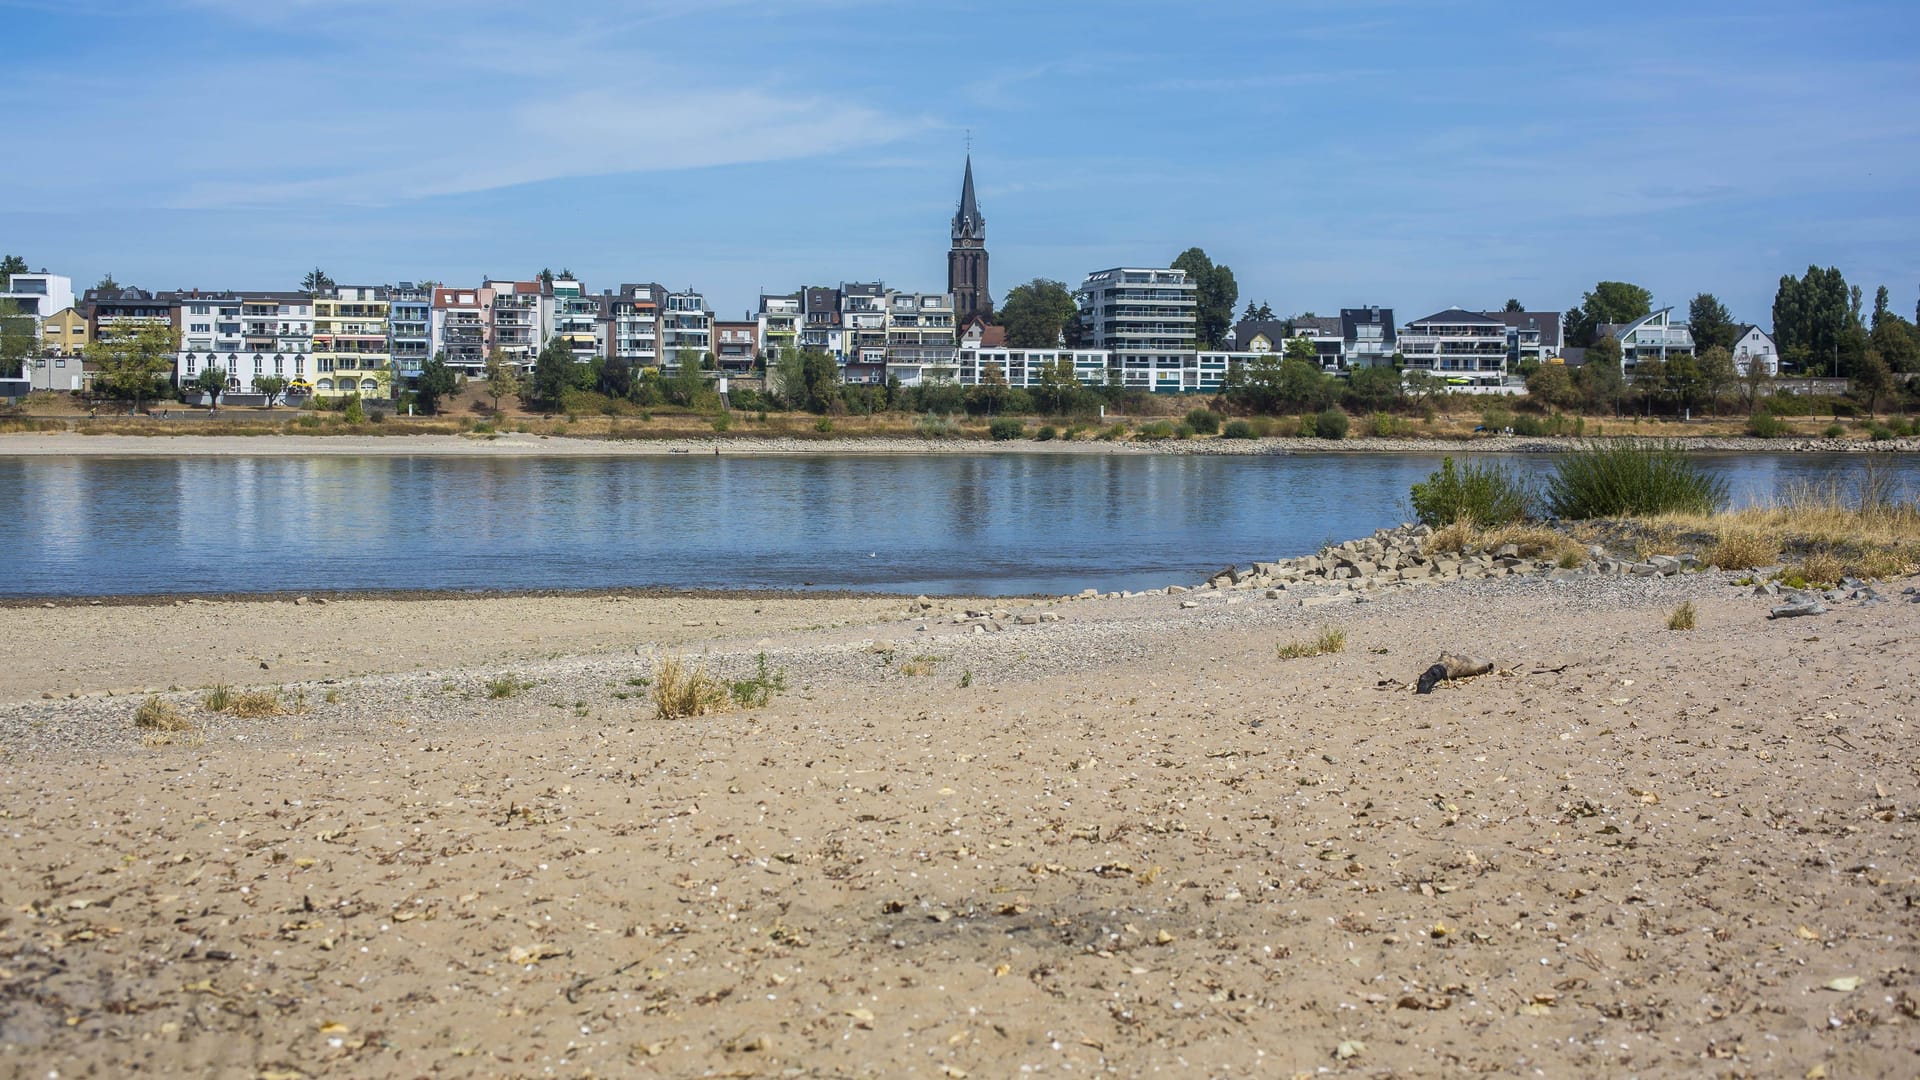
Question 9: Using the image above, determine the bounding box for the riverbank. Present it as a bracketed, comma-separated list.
[2, 565, 1916, 1077]
[5, 430, 1920, 457]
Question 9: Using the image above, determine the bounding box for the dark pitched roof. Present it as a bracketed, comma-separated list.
[952, 155, 983, 240]
[1228, 318, 1292, 345]
[803, 286, 839, 313]
[1294, 316, 1342, 336]
[1478, 310, 1563, 349]
[1410, 308, 1505, 326]
[1341, 307, 1396, 346]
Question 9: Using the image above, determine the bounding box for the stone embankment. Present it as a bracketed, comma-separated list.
[1157, 434, 1920, 455]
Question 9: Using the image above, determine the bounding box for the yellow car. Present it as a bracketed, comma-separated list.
[286, 379, 314, 393]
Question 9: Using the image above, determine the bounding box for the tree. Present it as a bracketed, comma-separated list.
[529, 335, 574, 412]
[1525, 363, 1578, 412]
[973, 362, 1010, 415]
[1578, 336, 1625, 416]
[1032, 356, 1080, 415]
[667, 348, 707, 407]
[90, 321, 177, 412]
[997, 279, 1078, 348]
[1687, 293, 1736, 353]
[599, 352, 633, 399]
[1872, 285, 1891, 331]
[1869, 315, 1920, 373]
[1633, 353, 1666, 416]
[1738, 354, 1774, 413]
[1696, 345, 1736, 416]
[1566, 281, 1653, 347]
[0, 298, 32, 378]
[192, 365, 228, 411]
[1283, 335, 1319, 366]
[1240, 300, 1276, 322]
[0, 254, 26, 291]
[1503, 298, 1524, 313]
[1773, 266, 1850, 377]
[415, 353, 457, 415]
[254, 375, 288, 409]
[1344, 364, 1401, 412]
[799, 349, 841, 413]
[1171, 247, 1239, 348]
[94, 273, 120, 291]
[301, 267, 335, 296]
[1854, 350, 1893, 417]
[771, 346, 807, 410]
[482, 351, 523, 415]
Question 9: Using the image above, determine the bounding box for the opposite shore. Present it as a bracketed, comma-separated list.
[5, 430, 1920, 457]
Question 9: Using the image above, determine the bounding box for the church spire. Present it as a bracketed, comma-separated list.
[952, 155, 983, 241]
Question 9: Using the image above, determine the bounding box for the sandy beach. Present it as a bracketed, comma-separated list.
[2, 568, 1916, 1078]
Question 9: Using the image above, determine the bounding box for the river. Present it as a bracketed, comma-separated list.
[2, 452, 1913, 597]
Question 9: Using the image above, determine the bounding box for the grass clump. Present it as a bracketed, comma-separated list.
[1545, 440, 1727, 519]
[1746, 412, 1789, 438]
[1667, 601, 1697, 631]
[201, 684, 232, 712]
[1428, 521, 1586, 566]
[1314, 407, 1349, 440]
[485, 674, 533, 699]
[1410, 456, 1535, 527]
[653, 652, 730, 721]
[1703, 527, 1780, 570]
[1277, 626, 1347, 660]
[728, 653, 789, 708]
[133, 696, 190, 731]
[225, 689, 285, 718]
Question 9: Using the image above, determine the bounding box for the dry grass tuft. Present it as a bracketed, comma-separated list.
[1790, 551, 1846, 587]
[133, 696, 191, 732]
[1667, 601, 1697, 631]
[1428, 522, 1587, 567]
[201, 684, 232, 712]
[225, 690, 285, 718]
[653, 653, 731, 721]
[1277, 626, 1347, 660]
[1703, 527, 1780, 571]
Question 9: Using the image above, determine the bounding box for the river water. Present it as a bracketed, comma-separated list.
[2, 452, 1912, 597]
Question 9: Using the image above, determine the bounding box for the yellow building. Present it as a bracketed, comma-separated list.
[312, 286, 391, 399]
[40, 306, 90, 355]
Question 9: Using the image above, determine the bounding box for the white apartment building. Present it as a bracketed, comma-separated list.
[660, 289, 712, 365]
[1601, 308, 1695, 370]
[175, 290, 316, 394]
[609, 284, 662, 369]
[840, 283, 887, 383]
[431, 286, 491, 372]
[882, 291, 957, 385]
[757, 293, 800, 362]
[0, 271, 75, 344]
[388, 282, 432, 379]
[550, 277, 599, 361]
[1397, 308, 1510, 380]
[485, 280, 545, 366]
[1075, 267, 1198, 392]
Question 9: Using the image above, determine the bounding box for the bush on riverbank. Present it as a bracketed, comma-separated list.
[1410, 456, 1536, 527]
[1746, 412, 1790, 438]
[989, 417, 1025, 440]
[1546, 440, 1728, 519]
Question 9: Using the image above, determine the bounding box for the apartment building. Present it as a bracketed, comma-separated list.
[1, 273, 74, 348]
[1075, 268, 1197, 392]
[757, 293, 800, 362]
[176, 290, 313, 393]
[882, 290, 956, 385]
[312, 285, 391, 397]
[431, 285, 491, 371]
[388, 282, 432, 380]
[1600, 308, 1695, 369]
[85, 286, 177, 348]
[800, 286, 843, 358]
[1481, 310, 1563, 367]
[953, 346, 1111, 390]
[486, 280, 544, 366]
[660, 289, 712, 365]
[607, 283, 662, 369]
[713, 320, 759, 373]
[1397, 308, 1510, 379]
[840, 283, 887, 383]
[1342, 306, 1397, 368]
[550, 277, 600, 361]
[39, 306, 89, 357]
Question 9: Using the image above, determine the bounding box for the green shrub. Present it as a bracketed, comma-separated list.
[1409, 456, 1536, 527]
[1175, 422, 1195, 439]
[1545, 440, 1728, 519]
[918, 413, 958, 439]
[728, 653, 788, 708]
[1823, 422, 1846, 439]
[1747, 412, 1789, 438]
[988, 417, 1025, 440]
[1297, 413, 1318, 438]
[1315, 408, 1348, 440]
[814, 417, 834, 433]
[1512, 413, 1547, 437]
[1135, 420, 1176, 441]
[1868, 422, 1896, 441]
[342, 395, 366, 425]
[1368, 412, 1404, 437]
[1035, 425, 1057, 441]
[1221, 419, 1256, 439]
[1184, 408, 1222, 435]
[1096, 423, 1128, 441]
[711, 411, 732, 433]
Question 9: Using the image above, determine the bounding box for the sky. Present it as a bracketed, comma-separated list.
[3, 0, 1917, 327]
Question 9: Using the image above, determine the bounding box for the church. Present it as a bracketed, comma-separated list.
[946, 156, 991, 323]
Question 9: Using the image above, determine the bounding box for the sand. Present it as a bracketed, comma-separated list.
[1, 574, 1916, 1077]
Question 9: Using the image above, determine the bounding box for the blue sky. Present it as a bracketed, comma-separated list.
[3, 0, 1917, 327]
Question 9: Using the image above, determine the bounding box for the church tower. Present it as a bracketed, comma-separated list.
[947, 155, 991, 321]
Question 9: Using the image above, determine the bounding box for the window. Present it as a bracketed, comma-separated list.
[191, 323, 209, 333]
[55, 359, 66, 368]
[190, 305, 209, 315]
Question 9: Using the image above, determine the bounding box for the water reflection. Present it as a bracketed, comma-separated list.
[0, 452, 1913, 597]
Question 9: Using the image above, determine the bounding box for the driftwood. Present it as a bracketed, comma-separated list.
[1415, 652, 1495, 695]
